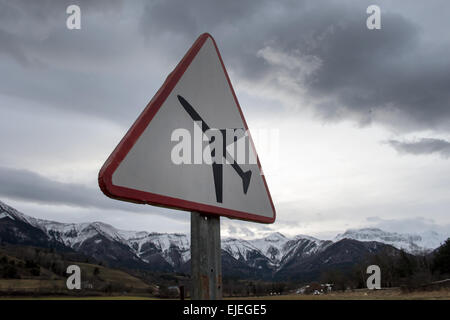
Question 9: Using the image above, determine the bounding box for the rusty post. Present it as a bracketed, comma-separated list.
[179, 285, 185, 300]
[191, 211, 222, 300]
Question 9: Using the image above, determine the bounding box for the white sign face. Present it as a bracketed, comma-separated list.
[99, 33, 276, 223]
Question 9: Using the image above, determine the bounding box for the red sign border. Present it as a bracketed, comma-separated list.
[98, 33, 276, 224]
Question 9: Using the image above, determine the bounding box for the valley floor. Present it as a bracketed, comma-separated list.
[235, 288, 450, 300]
[1, 288, 449, 300]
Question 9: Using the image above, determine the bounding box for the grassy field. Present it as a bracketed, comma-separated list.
[1, 288, 449, 300]
[0, 263, 152, 291]
[74, 262, 151, 290]
[0, 295, 158, 300]
[0, 279, 65, 291]
[232, 288, 450, 300]
[0, 259, 155, 298]
[2, 246, 448, 300]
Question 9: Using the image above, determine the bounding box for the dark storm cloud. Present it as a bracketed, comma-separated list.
[139, 0, 450, 132]
[140, 0, 269, 38]
[305, 13, 450, 131]
[0, 166, 181, 218]
[0, 165, 101, 207]
[2, 0, 449, 131]
[388, 138, 450, 158]
[0, 0, 147, 125]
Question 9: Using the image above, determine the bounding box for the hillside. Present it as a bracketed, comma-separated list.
[0, 244, 154, 295]
[0, 200, 447, 281]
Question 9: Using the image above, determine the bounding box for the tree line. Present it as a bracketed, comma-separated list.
[321, 238, 450, 291]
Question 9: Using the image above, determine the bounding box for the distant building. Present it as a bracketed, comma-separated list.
[296, 283, 333, 294]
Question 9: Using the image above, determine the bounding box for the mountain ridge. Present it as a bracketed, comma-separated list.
[0, 200, 447, 280]
[334, 227, 445, 254]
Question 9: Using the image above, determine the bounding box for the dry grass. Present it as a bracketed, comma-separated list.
[0, 262, 153, 294]
[0, 295, 158, 300]
[3, 289, 449, 300]
[75, 262, 151, 290]
[0, 279, 65, 291]
[233, 288, 450, 300]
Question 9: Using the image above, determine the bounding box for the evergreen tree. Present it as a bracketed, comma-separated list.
[432, 238, 450, 275]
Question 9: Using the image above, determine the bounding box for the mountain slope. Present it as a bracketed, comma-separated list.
[0, 202, 70, 251]
[1, 200, 447, 281]
[275, 239, 399, 281]
[335, 228, 446, 254]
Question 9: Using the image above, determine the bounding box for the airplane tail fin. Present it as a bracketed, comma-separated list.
[242, 170, 252, 194]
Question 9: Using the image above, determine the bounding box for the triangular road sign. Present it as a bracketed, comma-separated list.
[99, 33, 276, 223]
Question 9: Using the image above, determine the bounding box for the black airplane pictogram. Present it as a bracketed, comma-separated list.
[177, 95, 252, 203]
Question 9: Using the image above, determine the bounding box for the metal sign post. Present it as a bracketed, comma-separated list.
[191, 211, 222, 300]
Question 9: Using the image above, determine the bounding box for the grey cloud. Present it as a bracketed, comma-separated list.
[0, 165, 122, 210]
[0, 28, 30, 66]
[0, 165, 103, 208]
[254, 6, 450, 132]
[366, 216, 450, 236]
[3, 0, 450, 132]
[140, 0, 269, 38]
[224, 224, 255, 238]
[388, 138, 450, 158]
[0, 0, 149, 125]
[139, 0, 450, 132]
[0, 166, 182, 219]
[2, 0, 450, 238]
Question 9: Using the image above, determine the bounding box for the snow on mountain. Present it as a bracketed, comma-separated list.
[41, 220, 128, 247]
[222, 232, 297, 267]
[1, 200, 448, 270]
[127, 232, 191, 264]
[275, 235, 331, 271]
[1, 200, 191, 266]
[248, 232, 290, 262]
[221, 232, 330, 270]
[335, 228, 447, 254]
[286, 235, 329, 257]
[0, 200, 36, 225]
[0, 211, 14, 220]
[117, 230, 149, 241]
[222, 238, 260, 261]
[42, 222, 192, 265]
[416, 230, 447, 251]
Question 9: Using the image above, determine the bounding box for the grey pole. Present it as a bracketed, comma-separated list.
[191, 211, 222, 300]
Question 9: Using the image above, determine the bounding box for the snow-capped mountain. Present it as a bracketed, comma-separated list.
[222, 232, 330, 269]
[223, 232, 291, 267]
[335, 228, 447, 254]
[0, 200, 334, 270]
[1, 200, 448, 279]
[124, 231, 190, 267]
[0, 200, 190, 269]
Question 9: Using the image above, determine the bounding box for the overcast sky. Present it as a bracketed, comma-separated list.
[0, 0, 449, 240]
